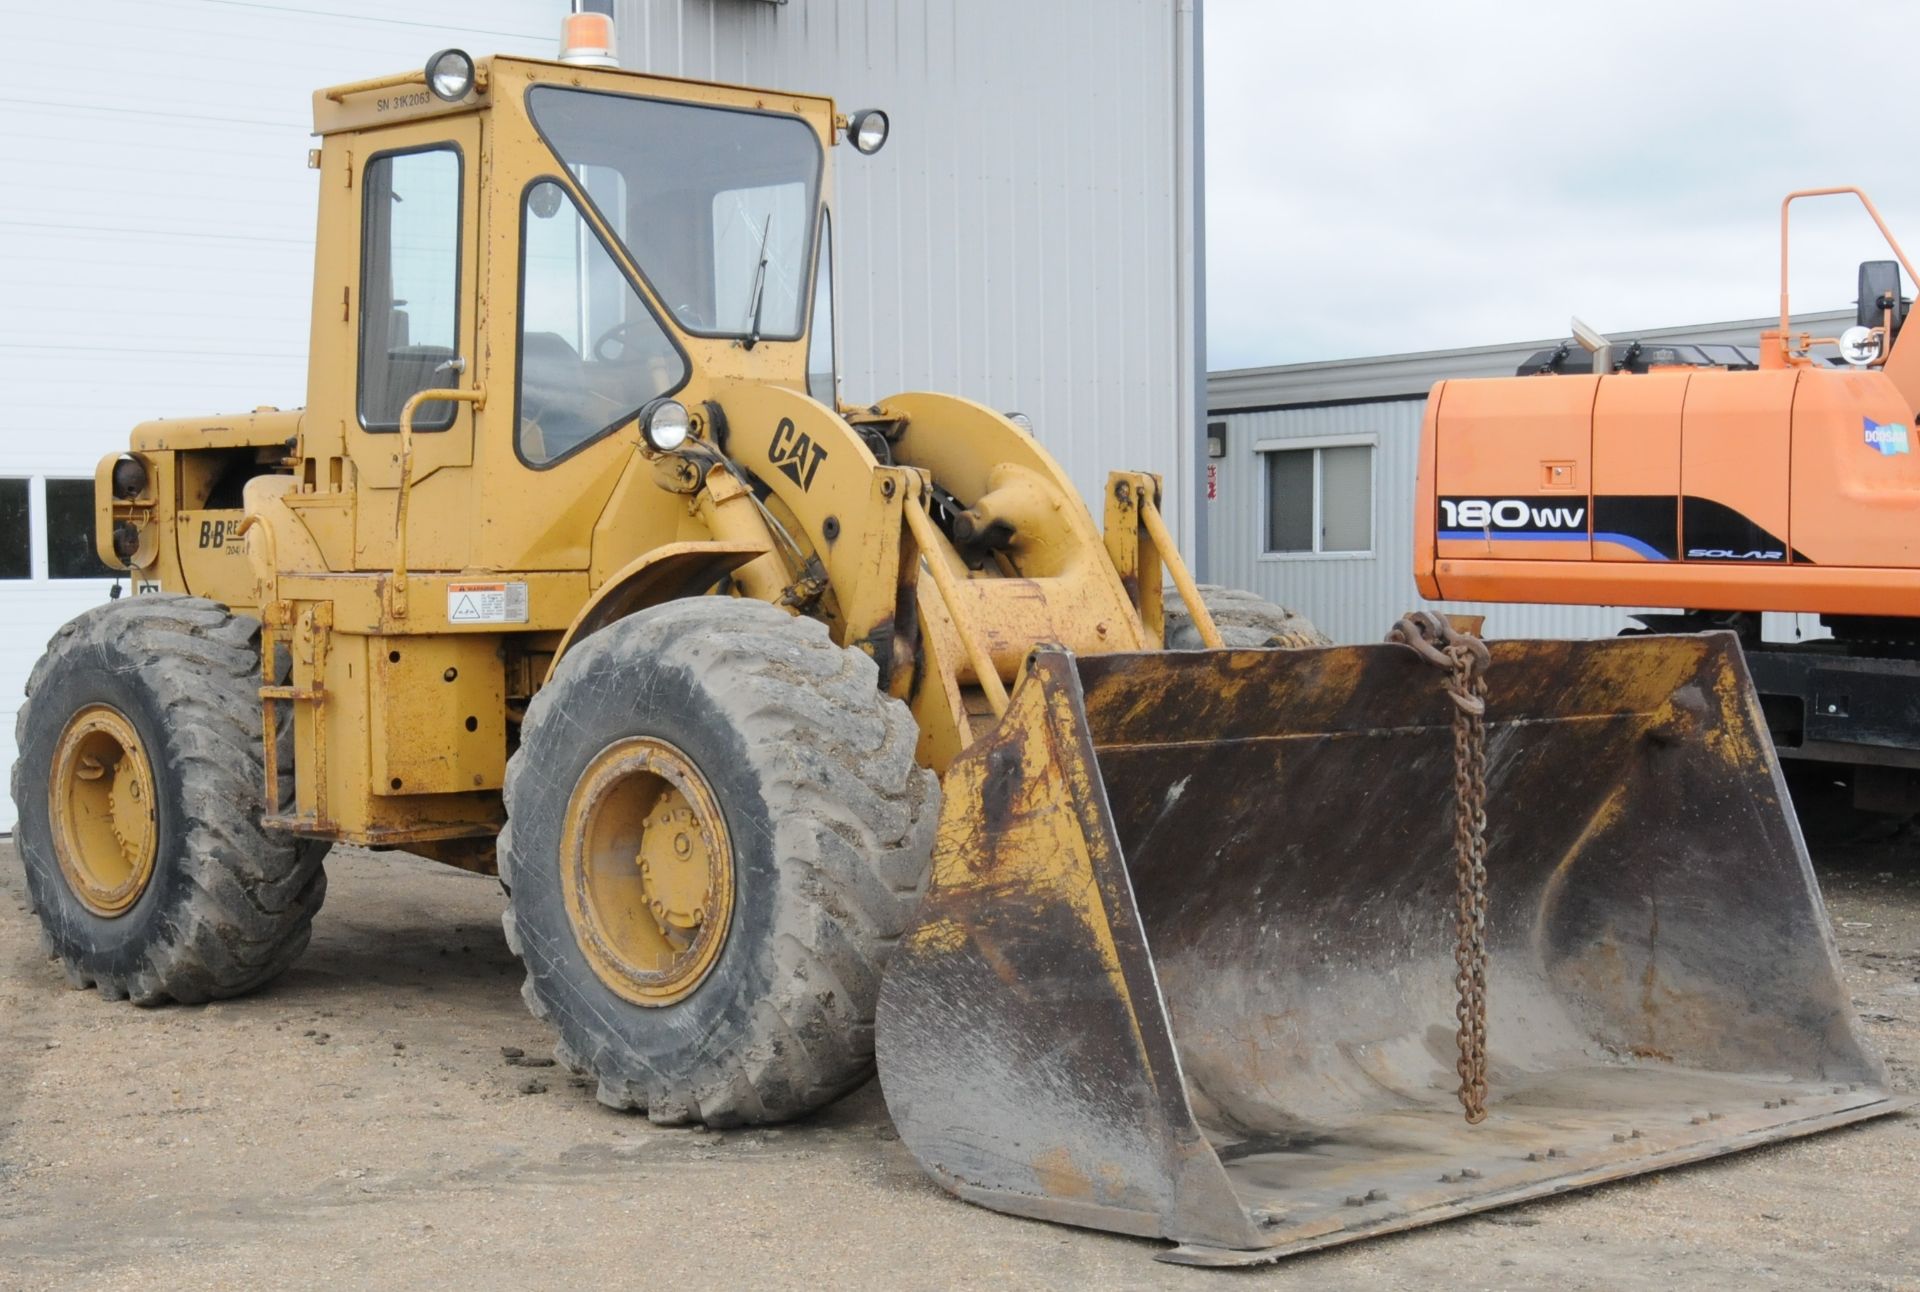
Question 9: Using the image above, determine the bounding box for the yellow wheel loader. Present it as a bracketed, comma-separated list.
[9, 23, 1903, 1266]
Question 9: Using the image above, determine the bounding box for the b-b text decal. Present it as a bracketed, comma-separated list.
[769, 417, 828, 492]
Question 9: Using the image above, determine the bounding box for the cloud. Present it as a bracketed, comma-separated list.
[1205, 0, 1920, 368]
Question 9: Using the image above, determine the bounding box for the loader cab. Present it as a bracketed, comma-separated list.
[300, 54, 850, 578]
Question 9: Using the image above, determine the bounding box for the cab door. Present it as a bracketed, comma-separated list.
[306, 115, 484, 573]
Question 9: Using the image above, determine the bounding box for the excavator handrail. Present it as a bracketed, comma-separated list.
[1779, 187, 1920, 353]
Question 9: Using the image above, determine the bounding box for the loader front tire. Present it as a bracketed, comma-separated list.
[1164, 584, 1329, 649]
[11, 594, 327, 1004]
[500, 599, 938, 1126]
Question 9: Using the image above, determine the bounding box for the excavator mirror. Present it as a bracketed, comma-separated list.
[1857, 259, 1906, 335]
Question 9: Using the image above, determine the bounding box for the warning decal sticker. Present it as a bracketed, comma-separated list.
[447, 581, 529, 625]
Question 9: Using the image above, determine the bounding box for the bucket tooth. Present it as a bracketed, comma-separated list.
[875, 633, 1905, 1264]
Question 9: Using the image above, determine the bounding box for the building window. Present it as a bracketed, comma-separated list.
[0, 478, 27, 579]
[1263, 442, 1372, 555]
[47, 479, 113, 579]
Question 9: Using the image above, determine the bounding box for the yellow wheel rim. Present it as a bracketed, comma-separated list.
[560, 736, 734, 1006]
[49, 704, 159, 918]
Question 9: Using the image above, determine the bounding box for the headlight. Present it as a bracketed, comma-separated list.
[111, 455, 148, 500]
[847, 109, 890, 155]
[1004, 411, 1033, 433]
[640, 399, 692, 452]
[425, 48, 476, 102]
[1839, 325, 1883, 366]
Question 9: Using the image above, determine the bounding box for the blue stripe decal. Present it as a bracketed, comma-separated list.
[1437, 530, 1671, 561]
[1593, 532, 1669, 561]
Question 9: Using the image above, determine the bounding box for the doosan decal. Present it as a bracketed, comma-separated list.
[1438, 496, 1586, 534]
[1864, 416, 1911, 456]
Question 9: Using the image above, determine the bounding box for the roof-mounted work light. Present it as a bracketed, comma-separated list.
[846, 109, 890, 155]
[424, 48, 476, 101]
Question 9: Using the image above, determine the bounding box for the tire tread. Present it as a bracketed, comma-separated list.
[501, 599, 936, 1125]
[10, 594, 326, 1003]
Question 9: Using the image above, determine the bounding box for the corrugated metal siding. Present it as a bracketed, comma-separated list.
[1205, 399, 1827, 645]
[614, 0, 1195, 534]
[0, 0, 567, 830]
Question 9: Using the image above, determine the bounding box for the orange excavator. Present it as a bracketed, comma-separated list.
[1418, 187, 1920, 833]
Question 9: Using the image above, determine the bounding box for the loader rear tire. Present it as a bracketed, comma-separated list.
[11, 594, 327, 1004]
[500, 599, 938, 1126]
[1164, 584, 1328, 649]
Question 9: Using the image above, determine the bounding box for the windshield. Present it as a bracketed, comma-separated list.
[528, 86, 823, 341]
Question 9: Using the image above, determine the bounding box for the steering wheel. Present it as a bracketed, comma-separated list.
[592, 320, 650, 364]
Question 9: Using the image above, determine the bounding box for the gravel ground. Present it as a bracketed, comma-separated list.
[2, 833, 1917, 1291]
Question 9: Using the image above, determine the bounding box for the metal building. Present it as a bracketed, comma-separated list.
[611, 0, 1206, 537]
[0, 0, 1201, 831]
[1203, 311, 1852, 644]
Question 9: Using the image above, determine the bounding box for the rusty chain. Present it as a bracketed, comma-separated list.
[1388, 611, 1493, 1124]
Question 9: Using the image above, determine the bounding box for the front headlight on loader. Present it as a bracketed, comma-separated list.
[110, 455, 148, 500]
[640, 398, 692, 452]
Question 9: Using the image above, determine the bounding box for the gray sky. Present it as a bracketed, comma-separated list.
[1204, 1, 1920, 369]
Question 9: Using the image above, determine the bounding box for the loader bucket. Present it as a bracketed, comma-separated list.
[874, 633, 1902, 1265]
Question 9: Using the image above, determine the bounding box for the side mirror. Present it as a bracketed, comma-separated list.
[1857, 259, 1906, 334]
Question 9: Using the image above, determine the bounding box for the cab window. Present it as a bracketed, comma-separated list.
[527, 87, 822, 342]
[358, 146, 462, 432]
[807, 210, 836, 405]
[516, 179, 686, 467]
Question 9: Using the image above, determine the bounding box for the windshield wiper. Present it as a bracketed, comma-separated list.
[743, 214, 773, 350]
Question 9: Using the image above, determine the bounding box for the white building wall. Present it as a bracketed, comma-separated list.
[0, 0, 568, 831]
[613, 0, 1200, 536]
